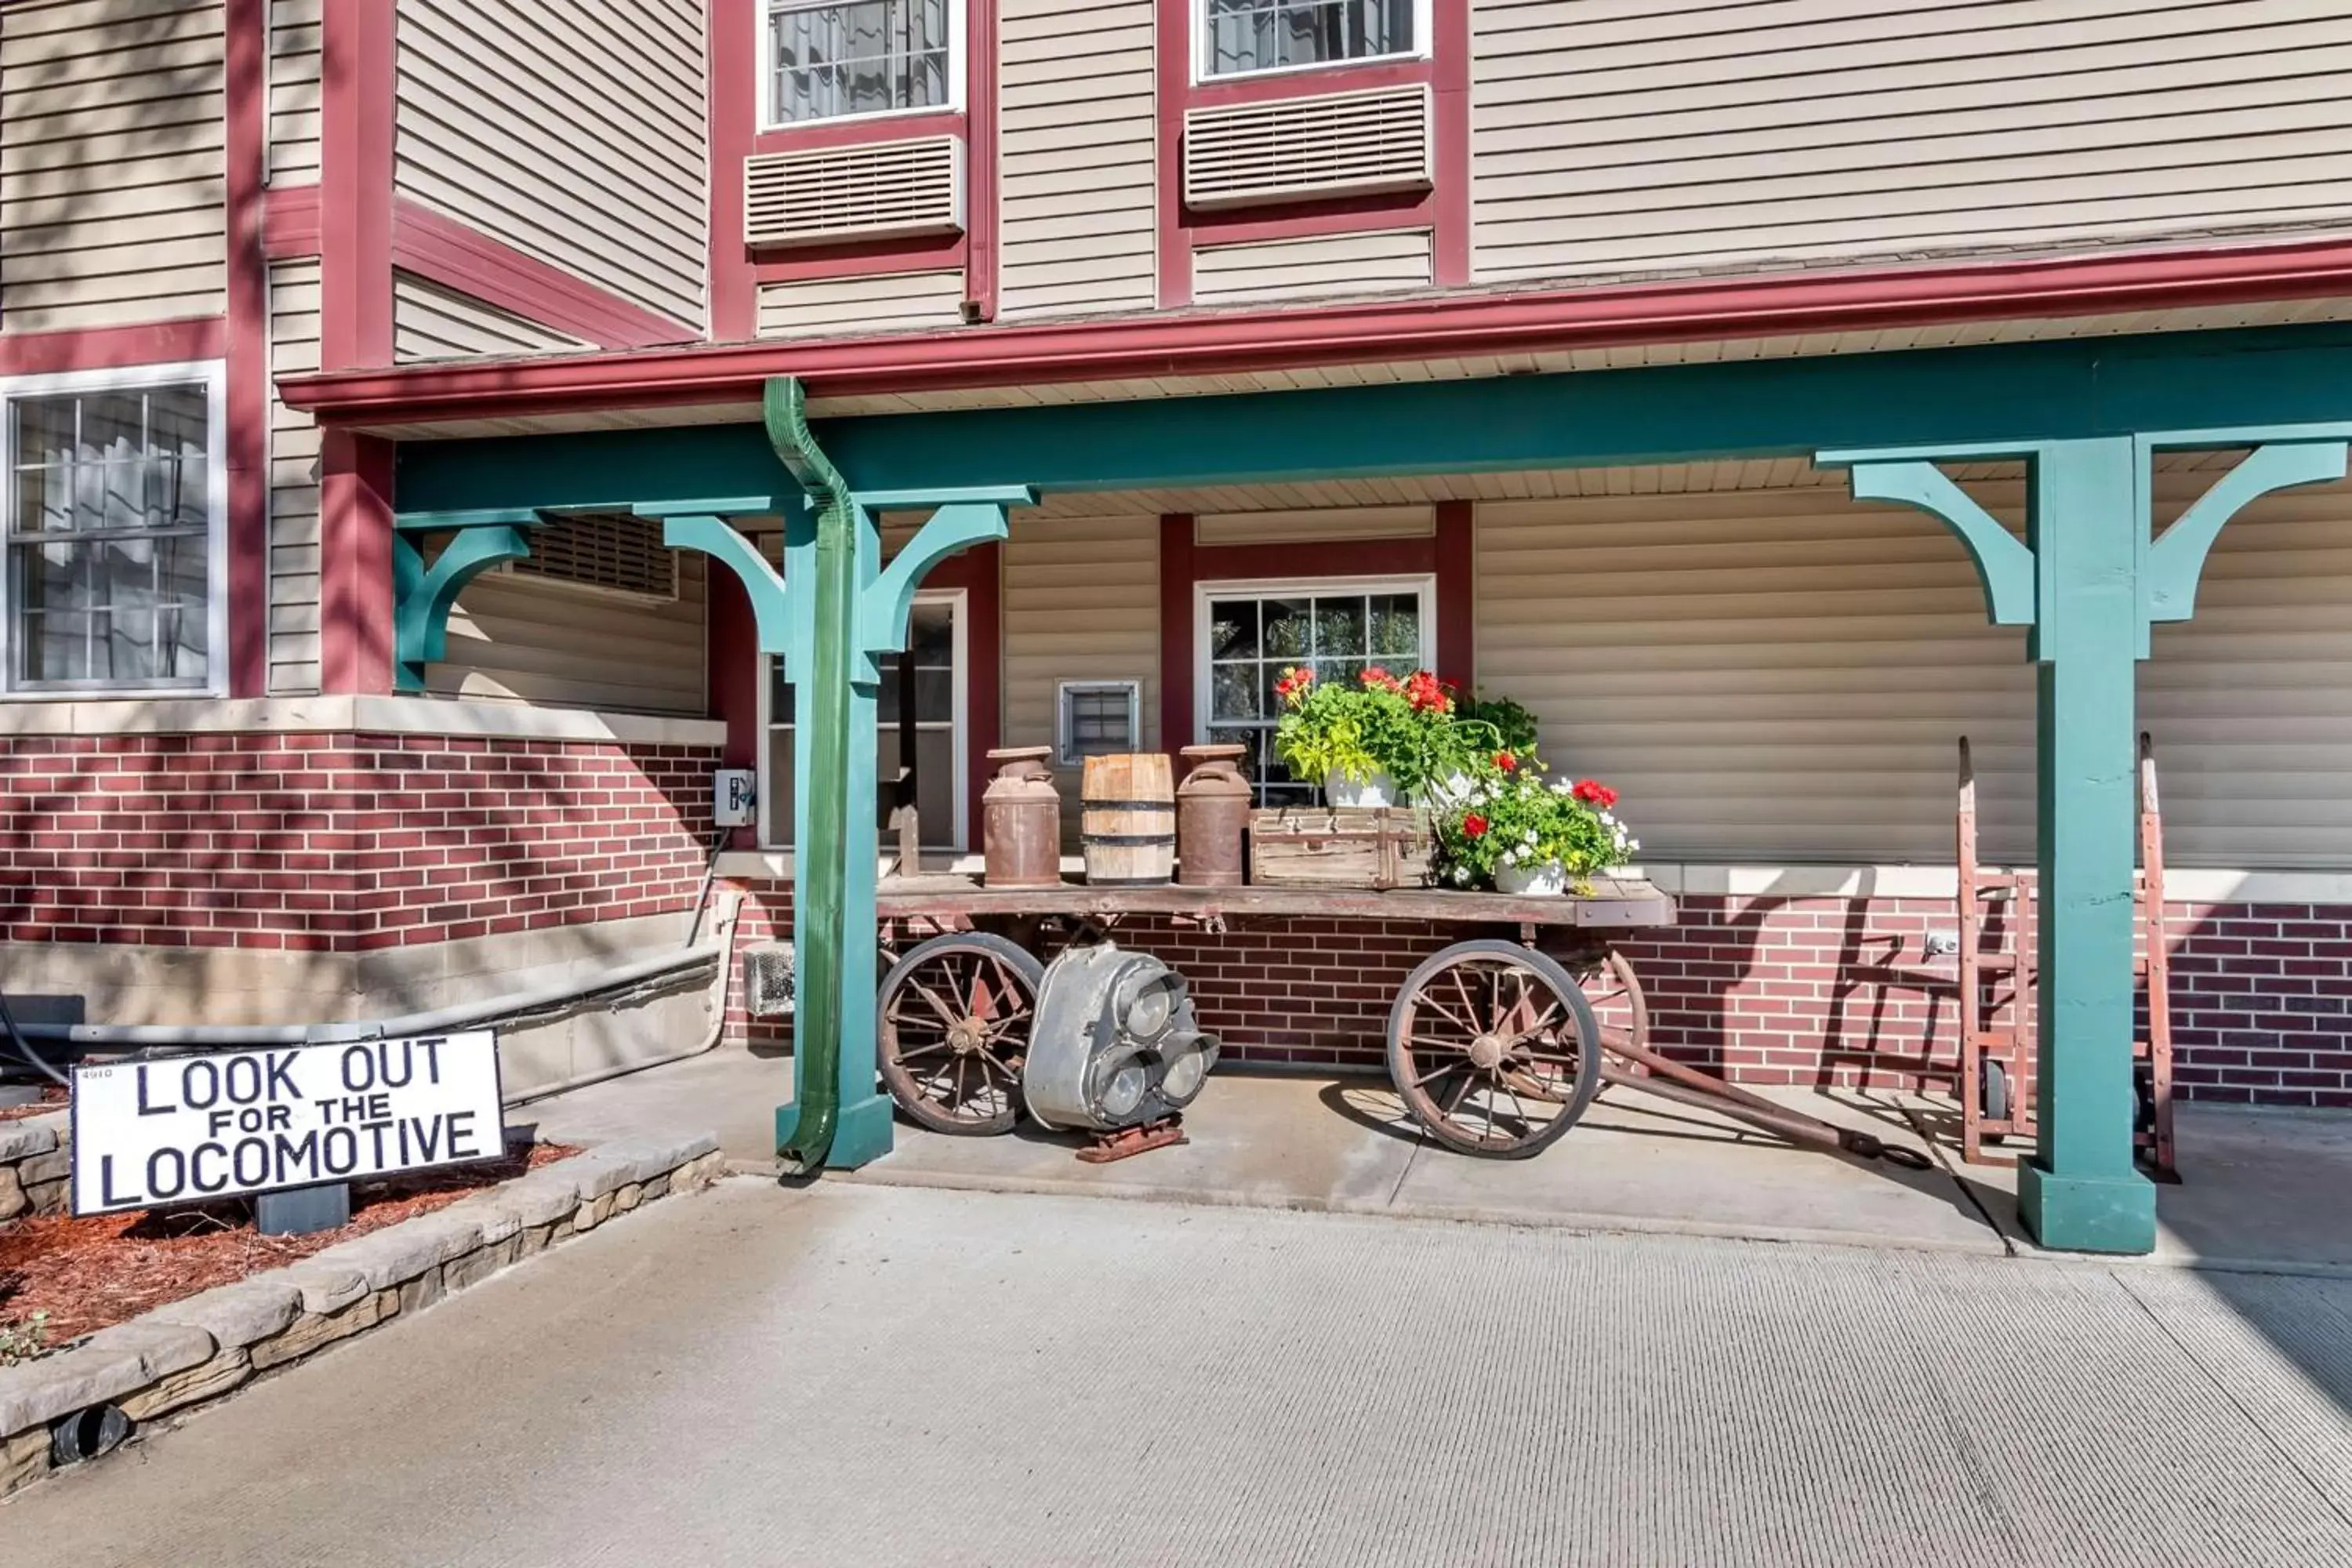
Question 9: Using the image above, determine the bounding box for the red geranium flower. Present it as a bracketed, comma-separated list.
[1494, 751, 1517, 772]
[1360, 666, 1403, 692]
[1403, 670, 1451, 713]
[1462, 814, 1489, 838]
[1273, 666, 1315, 703]
[1572, 779, 1619, 809]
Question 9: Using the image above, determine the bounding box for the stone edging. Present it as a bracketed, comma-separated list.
[0, 1115, 69, 1221]
[0, 1131, 727, 1498]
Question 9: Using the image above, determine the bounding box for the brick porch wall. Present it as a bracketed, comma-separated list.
[0, 733, 717, 952]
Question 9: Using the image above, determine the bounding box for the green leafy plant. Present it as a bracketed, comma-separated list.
[1457, 692, 1539, 757]
[1272, 666, 1455, 794]
[0, 1311, 51, 1367]
[1430, 760, 1637, 892]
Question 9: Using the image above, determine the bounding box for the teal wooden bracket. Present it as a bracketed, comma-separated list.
[858, 497, 1026, 659]
[390, 521, 533, 692]
[1819, 455, 2038, 626]
[2141, 438, 2347, 630]
[662, 514, 799, 655]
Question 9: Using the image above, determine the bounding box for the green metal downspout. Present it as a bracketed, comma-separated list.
[766, 379, 855, 1174]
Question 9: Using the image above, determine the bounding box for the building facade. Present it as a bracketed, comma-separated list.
[11, 0, 2352, 1250]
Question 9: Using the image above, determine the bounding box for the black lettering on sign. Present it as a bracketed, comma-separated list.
[446, 1110, 480, 1160]
[224, 1054, 263, 1105]
[322, 1126, 359, 1176]
[147, 1147, 187, 1201]
[100, 1155, 137, 1209]
[136, 1064, 176, 1117]
[265, 1051, 299, 1100]
[274, 1131, 321, 1182]
[234, 1139, 270, 1187]
[183, 1058, 220, 1110]
[406, 1116, 444, 1163]
[419, 1037, 444, 1085]
[340, 1044, 376, 1093]
[380, 1040, 415, 1090]
[191, 1142, 230, 1195]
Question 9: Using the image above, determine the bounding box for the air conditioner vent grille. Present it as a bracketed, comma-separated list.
[509, 512, 677, 600]
[745, 136, 964, 248]
[1184, 85, 1432, 211]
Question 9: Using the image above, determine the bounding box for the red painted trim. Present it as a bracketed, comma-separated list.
[320, 0, 394, 371]
[751, 233, 968, 285]
[263, 183, 322, 260]
[1433, 499, 1474, 690]
[753, 111, 966, 154]
[1162, 13, 1463, 290]
[390, 199, 699, 350]
[0, 318, 227, 377]
[1155, 2, 1193, 308]
[1158, 516, 1196, 750]
[921, 543, 1003, 844]
[965, 0, 1000, 322]
[1189, 197, 1434, 249]
[1190, 536, 1439, 583]
[284, 234, 2352, 424]
[1188, 58, 1433, 110]
[706, 565, 763, 849]
[224, 0, 270, 699]
[1429, 0, 1472, 288]
[318, 433, 394, 695]
[709, 0, 759, 340]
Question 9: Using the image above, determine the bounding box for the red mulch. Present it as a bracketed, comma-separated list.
[0, 1085, 69, 1123]
[0, 1142, 579, 1346]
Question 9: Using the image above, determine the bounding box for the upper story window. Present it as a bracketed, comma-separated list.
[765, 0, 959, 126]
[1199, 0, 1420, 80]
[2, 371, 222, 695]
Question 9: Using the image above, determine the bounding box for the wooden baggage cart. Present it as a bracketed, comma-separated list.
[866, 875, 1931, 1168]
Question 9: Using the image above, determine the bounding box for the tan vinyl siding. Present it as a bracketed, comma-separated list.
[996, 0, 1157, 318]
[1003, 515, 1160, 843]
[430, 554, 708, 715]
[0, 0, 227, 332]
[1193, 229, 1432, 305]
[267, 258, 323, 694]
[394, 272, 591, 363]
[1473, 466, 2352, 871]
[268, 0, 321, 184]
[1196, 506, 1436, 546]
[1472, 0, 2352, 284]
[394, 0, 706, 331]
[757, 270, 967, 337]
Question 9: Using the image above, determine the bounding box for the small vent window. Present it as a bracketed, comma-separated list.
[744, 136, 965, 248]
[1058, 680, 1141, 768]
[510, 514, 677, 600]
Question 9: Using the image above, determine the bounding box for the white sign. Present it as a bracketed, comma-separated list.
[71, 1033, 506, 1216]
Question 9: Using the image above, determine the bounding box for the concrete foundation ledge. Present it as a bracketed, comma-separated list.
[0, 1134, 729, 1500]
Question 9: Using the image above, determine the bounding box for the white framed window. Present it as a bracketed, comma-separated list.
[1194, 0, 1428, 82]
[1, 363, 227, 698]
[761, 0, 964, 129]
[1057, 679, 1141, 768]
[762, 589, 969, 851]
[1195, 575, 1433, 807]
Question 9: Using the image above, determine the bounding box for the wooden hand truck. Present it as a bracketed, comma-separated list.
[1954, 735, 2177, 1179]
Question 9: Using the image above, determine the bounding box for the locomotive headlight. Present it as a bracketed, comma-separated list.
[1097, 1058, 1149, 1120]
[1158, 1033, 1216, 1106]
[1113, 967, 1179, 1042]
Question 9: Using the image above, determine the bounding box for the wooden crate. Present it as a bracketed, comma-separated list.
[1247, 806, 1434, 889]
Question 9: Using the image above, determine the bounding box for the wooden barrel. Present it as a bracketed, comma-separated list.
[1080, 753, 1176, 886]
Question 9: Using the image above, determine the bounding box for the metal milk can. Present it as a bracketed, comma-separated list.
[1175, 743, 1250, 887]
[982, 746, 1063, 887]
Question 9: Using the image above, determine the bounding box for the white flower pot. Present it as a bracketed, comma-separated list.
[1495, 860, 1569, 897]
[1324, 768, 1397, 809]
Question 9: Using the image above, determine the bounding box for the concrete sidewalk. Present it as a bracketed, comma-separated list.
[524, 1047, 2352, 1269]
[10, 1181, 2352, 1567]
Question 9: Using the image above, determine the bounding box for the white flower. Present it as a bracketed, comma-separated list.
[1600, 811, 1616, 826]
[1451, 867, 1470, 886]
[1501, 849, 1520, 866]
[1628, 838, 1640, 851]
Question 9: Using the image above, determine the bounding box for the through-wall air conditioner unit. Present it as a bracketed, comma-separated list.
[743, 136, 965, 248]
[1183, 85, 1432, 212]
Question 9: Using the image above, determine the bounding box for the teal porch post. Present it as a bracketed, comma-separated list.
[1821, 434, 2350, 1253]
[663, 378, 1033, 1173]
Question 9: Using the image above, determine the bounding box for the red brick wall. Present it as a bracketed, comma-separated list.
[848, 894, 2352, 1109]
[0, 733, 716, 952]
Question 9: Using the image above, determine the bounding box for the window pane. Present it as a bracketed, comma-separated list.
[1369, 593, 1420, 658]
[1202, 0, 1413, 77]
[1208, 598, 1258, 660]
[1261, 597, 1312, 659]
[771, 0, 951, 123]
[1068, 688, 1133, 754]
[1211, 662, 1259, 722]
[1312, 597, 1365, 656]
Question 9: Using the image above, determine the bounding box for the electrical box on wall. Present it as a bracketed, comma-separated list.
[713, 769, 757, 828]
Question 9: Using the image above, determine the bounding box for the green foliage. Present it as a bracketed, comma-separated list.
[1457, 693, 1539, 756]
[1272, 666, 1451, 794]
[0, 1311, 50, 1367]
[1430, 759, 1637, 891]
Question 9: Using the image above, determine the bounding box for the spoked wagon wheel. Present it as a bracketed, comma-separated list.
[1386, 939, 1602, 1160]
[1569, 947, 1649, 1055]
[877, 932, 1043, 1136]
